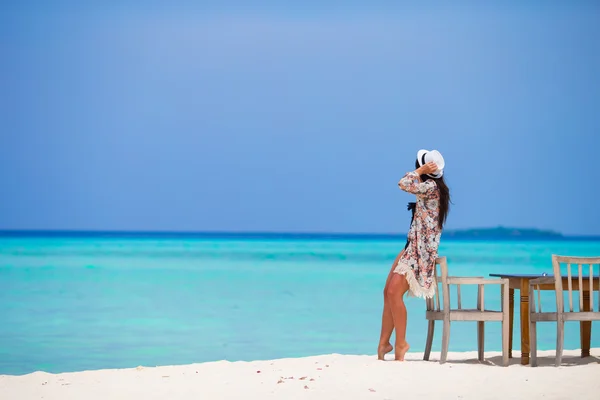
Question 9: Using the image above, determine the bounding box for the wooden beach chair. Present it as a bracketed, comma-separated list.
[529, 255, 600, 367]
[424, 257, 510, 366]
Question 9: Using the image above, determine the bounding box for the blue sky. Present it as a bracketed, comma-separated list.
[1, 1, 599, 235]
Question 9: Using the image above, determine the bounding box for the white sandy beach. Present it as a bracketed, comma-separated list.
[1, 349, 598, 400]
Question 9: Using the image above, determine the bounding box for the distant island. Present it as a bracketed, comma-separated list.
[444, 226, 563, 239]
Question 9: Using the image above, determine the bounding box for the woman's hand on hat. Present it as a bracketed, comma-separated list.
[416, 162, 438, 175]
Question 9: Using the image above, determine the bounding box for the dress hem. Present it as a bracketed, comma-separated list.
[393, 261, 436, 299]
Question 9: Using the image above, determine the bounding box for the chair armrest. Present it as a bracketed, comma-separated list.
[529, 277, 555, 286]
[446, 277, 508, 285]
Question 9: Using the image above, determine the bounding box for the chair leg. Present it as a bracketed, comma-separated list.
[556, 318, 564, 367]
[477, 321, 484, 362]
[440, 319, 450, 364]
[529, 319, 537, 367]
[502, 310, 509, 367]
[424, 320, 435, 361]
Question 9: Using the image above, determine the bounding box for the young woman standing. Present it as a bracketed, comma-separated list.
[378, 149, 451, 361]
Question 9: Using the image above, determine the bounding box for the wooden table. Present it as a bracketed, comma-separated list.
[489, 273, 597, 365]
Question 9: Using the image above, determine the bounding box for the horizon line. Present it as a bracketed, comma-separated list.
[0, 228, 599, 240]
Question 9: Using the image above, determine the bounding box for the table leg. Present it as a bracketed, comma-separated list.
[508, 288, 514, 359]
[581, 291, 591, 358]
[520, 279, 530, 365]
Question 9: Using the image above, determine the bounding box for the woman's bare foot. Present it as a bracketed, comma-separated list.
[377, 343, 393, 360]
[394, 342, 410, 361]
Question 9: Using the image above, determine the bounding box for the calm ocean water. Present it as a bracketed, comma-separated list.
[0, 234, 599, 375]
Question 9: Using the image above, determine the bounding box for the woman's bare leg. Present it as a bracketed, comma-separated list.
[378, 251, 404, 360]
[377, 300, 394, 360]
[387, 273, 411, 361]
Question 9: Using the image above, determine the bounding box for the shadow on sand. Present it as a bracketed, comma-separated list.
[414, 353, 600, 367]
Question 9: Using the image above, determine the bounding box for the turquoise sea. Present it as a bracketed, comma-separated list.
[1, 234, 599, 375]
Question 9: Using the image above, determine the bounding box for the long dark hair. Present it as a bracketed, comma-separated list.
[415, 159, 451, 229]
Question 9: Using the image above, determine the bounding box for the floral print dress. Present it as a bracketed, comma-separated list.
[394, 171, 441, 298]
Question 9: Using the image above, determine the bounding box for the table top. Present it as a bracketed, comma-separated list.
[489, 273, 597, 279]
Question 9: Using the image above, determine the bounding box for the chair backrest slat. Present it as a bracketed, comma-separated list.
[578, 264, 584, 311]
[428, 263, 436, 311]
[457, 284, 462, 309]
[537, 285, 542, 313]
[567, 263, 573, 312]
[590, 264, 594, 311]
[481, 285, 484, 310]
[552, 256, 564, 313]
[437, 257, 450, 313]
[433, 260, 441, 311]
[477, 284, 485, 311]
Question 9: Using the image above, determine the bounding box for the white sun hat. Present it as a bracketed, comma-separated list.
[417, 149, 445, 178]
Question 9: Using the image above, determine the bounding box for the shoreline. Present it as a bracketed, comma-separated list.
[2, 349, 599, 400]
